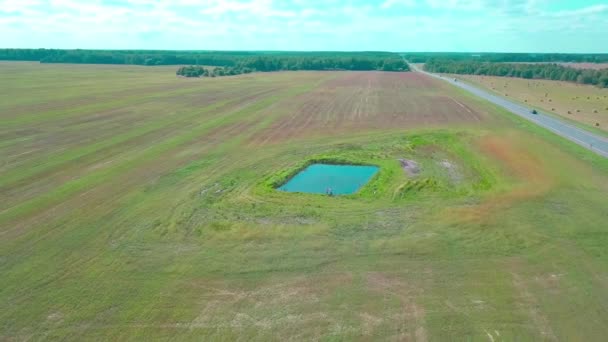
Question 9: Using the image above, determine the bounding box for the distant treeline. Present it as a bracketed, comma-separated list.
[4, 49, 608, 66]
[176, 56, 408, 77]
[403, 52, 608, 63]
[0, 49, 408, 71]
[424, 60, 608, 88]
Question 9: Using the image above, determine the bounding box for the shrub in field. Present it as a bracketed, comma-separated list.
[393, 178, 439, 199]
[176, 66, 206, 77]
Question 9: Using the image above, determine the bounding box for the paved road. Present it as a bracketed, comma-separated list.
[410, 64, 608, 158]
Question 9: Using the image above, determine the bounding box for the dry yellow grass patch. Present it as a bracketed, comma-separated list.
[456, 75, 608, 132]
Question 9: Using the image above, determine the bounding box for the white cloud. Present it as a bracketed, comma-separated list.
[551, 4, 608, 17]
[381, 0, 416, 9]
[0, 0, 606, 52]
[198, 0, 297, 17]
[425, 0, 483, 10]
[0, 0, 42, 13]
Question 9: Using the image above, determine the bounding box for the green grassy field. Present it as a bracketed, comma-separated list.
[1, 62, 608, 340]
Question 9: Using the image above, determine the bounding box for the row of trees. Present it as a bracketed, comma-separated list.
[4, 49, 608, 66]
[0, 49, 408, 71]
[177, 66, 253, 77]
[424, 60, 608, 88]
[225, 56, 408, 72]
[0, 49, 254, 66]
[176, 56, 409, 77]
[175, 58, 410, 78]
[403, 52, 608, 63]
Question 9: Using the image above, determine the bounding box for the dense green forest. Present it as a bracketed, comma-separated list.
[424, 60, 608, 88]
[3, 49, 608, 66]
[176, 56, 408, 77]
[0, 49, 408, 71]
[402, 52, 608, 63]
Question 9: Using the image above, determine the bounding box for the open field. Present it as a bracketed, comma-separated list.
[558, 63, 608, 70]
[509, 62, 608, 70]
[453, 74, 608, 133]
[2, 63, 608, 340]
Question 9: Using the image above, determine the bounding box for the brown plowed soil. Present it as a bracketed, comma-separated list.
[251, 72, 486, 144]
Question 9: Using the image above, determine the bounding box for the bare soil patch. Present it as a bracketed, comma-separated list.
[439, 159, 462, 183]
[400, 159, 420, 176]
[449, 135, 553, 223]
[251, 72, 486, 144]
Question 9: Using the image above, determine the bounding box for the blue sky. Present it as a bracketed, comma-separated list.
[1, 0, 607, 52]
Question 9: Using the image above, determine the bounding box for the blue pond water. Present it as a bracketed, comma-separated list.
[278, 163, 379, 195]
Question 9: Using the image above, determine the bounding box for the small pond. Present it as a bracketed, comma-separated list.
[278, 163, 379, 195]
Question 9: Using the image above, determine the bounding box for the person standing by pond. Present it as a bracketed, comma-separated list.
[326, 187, 333, 196]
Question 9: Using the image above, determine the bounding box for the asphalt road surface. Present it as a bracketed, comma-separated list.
[412, 65, 608, 158]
